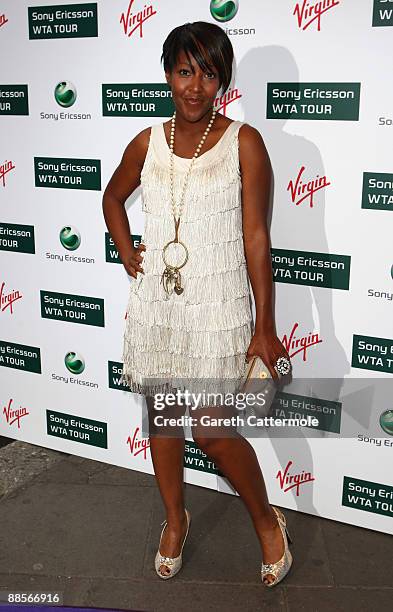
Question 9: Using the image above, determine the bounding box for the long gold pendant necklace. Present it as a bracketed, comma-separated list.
[161, 107, 217, 296]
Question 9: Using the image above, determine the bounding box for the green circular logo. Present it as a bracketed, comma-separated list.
[59, 226, 81, 250]
[379, 409, 393, 435]
[54, 81, 77, 107]
[65, 352, 85, 375]
[210, 0, 239, 22]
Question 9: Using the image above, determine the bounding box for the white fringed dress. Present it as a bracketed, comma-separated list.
[120, 120, 254, 405]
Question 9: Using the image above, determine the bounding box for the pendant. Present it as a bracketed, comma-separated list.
[161, 266, 184, 295]
[161, 234, 189, 297]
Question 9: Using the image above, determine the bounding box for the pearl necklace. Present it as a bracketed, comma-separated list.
[161, 107, 217, 296]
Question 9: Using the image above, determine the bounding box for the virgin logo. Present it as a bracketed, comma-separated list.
[3, 398, 29, 429]
[287, 165, 331, 208]
[282, 322, 322, 361]
[120, 0, 157, 38]
[0, 14, 8, 28]
[127, 426, 150, 459]
[276, 460, 315, 496]
[215, 87, 242, 116]
[0, 282, 22, 314]
[0, 160, 16, 187]
[294, 0, 340, 31]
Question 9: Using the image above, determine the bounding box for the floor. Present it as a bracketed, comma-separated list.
[0, 445, 392, 612]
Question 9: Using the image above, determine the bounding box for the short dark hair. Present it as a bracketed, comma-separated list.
[161, 22, 234, 95]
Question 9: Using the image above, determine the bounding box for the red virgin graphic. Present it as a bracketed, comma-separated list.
[215, 87, 242, 116]
[120, 0, 157, 38]
[127, 426, 150, 459]
[282, 322, 322, 361]
[0, 282, 23, 314]
[0, 160, 16, 187]
[3, 398, 29, 429]
[276, 459, 315, 495]
[287, 165, 331, 208]
[293, 0, 340, 31]
[0, 14, 8, 29]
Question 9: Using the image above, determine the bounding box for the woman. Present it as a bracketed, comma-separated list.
[102, 21, 293, 587]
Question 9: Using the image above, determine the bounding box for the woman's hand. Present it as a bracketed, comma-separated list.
[246, 329, 291, 381]
[120, 243, 146, 279]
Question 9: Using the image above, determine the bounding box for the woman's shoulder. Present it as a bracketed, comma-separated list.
[120, 126, 153, 173]
[238, 122, 268, 154]
[237, 123, 270, 170]
[214, 117, 265, 146]
[123, 125, 152, 152]
[238, 122, 265, 143]
[134, 125, 153, 149]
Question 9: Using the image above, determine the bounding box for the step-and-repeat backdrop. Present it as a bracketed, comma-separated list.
[1, 1, 392, 534]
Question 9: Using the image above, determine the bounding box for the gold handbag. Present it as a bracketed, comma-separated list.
[242, 355, 271, 384]
[240, 356, 277, 418]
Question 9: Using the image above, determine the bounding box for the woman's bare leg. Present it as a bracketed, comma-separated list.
[191, 403, 285, 585]
[146, 395, 189, 576]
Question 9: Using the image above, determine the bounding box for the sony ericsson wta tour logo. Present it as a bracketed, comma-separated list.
[60, 226, 81, 250]
[276, 460, 315, 496]
[293, 0, 340, 31]
[282, 322, 322, 361]
[120, 0, 157, 38]
[54, 81, 77, 107]
[65, 351, 85, 374]
[210, 0, 239, 22]
[0, 282, 22, 315]
[3, 398, 29, 429]
[0, 160, 15, 187]
[287, 165, 331, 208]
[128, 426, 150, 459]
[0, 13, 8, 28]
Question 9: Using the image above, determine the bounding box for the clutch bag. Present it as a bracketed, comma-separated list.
[240, 356, 277, 418]
[242, 355, 272, 385]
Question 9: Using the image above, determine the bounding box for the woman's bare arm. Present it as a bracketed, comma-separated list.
[239, 123, 275, 333]
[102, 127, 150, 278]
[239, 124, 290, 377]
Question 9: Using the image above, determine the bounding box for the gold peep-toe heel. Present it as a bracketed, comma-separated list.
[261, 505, 293, 587]
[154, 508, 191, 579]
